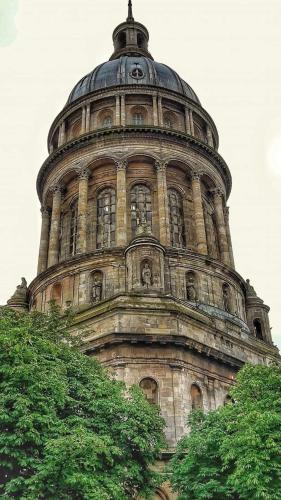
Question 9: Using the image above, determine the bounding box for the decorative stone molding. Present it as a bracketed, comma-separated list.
[115, 159, 128, 171]
[155, 159, 168, 173]
[75, 166, 90, 180]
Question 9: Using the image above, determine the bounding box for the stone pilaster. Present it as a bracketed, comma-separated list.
[120, 94, 126, 126]
[81, 106, 86, 134]
[37, 206, 51, 275]
[206, 125, 214, 147]
[76, 167, 90, 254]
[47, 184, 63, 267]
[58, 121, 65, 146]
[213, 188, 231, 265]
[189, 109, 194, 135]
[185, 106, 191, 134]
[191, 171, 208, 255]
[85, 104, 91, 132]
[157, 96, 163, 126]
[225, 206, 235, 268]
[116, 159, 127, 246]
[156, 160, 170, 246]
[115, 95, 121, 126]
[152, 95, 158, 126]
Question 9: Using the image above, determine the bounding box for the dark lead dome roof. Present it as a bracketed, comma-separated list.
[66, 56, 200, 106]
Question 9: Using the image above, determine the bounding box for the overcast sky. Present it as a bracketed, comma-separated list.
[0, 0, 280, 348]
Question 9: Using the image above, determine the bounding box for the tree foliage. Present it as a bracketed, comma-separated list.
[0, 306, 165, 499]
[170, 363, 281, 500]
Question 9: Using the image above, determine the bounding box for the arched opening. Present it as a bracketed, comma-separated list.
[168, 188, 185, 248]
[130, 106, 147, 126]
[117, 31, 126, 50]
[50, 283, 62, 306]
[131, 184, 152, 237]
[69, 200, 78, 256]
[253, 318, 264, 340]
[139, 378, 158, 405]
[191, 384, 203, 410]
[97, 188, 116, 249]
[137, 32, 145, 49]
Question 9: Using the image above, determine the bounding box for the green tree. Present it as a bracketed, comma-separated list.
[170, 363, 281, 500]
[0, 306, 165, 499]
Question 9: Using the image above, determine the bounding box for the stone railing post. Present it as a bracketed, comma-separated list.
[191, 171, 208, 255]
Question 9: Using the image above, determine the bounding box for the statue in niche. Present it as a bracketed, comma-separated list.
[92, 275, 102, 302]
[186, 274, 197, 302]
[136, 207, 152, 236]
[7, 277, 28, 307]
[223, 284, 231, 312]
[142, 262, 152, 288]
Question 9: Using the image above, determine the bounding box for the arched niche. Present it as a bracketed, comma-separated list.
[191, 383, 203, 410]
[90, 270, 103, 303]
[139, 377, 159, 405]
[222, 282, 232, 313]
[186, 271, 198, 302]
[253, 318, 264, 340]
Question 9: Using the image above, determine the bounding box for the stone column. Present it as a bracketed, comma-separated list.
[81, 106, 86, 134]
[191, 171, 208, 255]
[213, 189, 231, 265]
[58, 121, 66, 146]
[37, 206, 51, 275]
[156, 160, 170, 246]
[189, 109, 194, 136]
[185, 107, 191, 134]
[47, 185, 63, 267]
[120, 94, 126, 126]
[85, 104, 91, 132]
[225, 206, 235, 268]
[115, 95, 121, 126]
[157, 96, 163, 126]
[76, 167, 90, 254]
[206, 125, 214, 147]
[153, 95, 158, 126]
[116, 160, 127, 246]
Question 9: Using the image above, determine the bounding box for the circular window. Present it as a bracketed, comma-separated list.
[130, 63, 145, 80]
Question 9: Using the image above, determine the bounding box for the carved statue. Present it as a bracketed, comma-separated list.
[136, 207, 152, 236]
[142, 262, 152, 288]
[92, 276, 102, 302]
[245, 279, 257, 298]
[223, 285, 231, 312]
[186, 274, 197, 302]
[7, 277, 28, 309]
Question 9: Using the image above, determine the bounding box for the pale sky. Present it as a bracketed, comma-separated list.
[0, 0, 280, 348]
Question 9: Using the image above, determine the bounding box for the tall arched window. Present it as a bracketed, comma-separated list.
[168, 189, 185, 247]
[97, 188, 116, 248]
[131, 184, 152, 237]
[191, 384, 203, 410]
[139, 378, 158, 405]
[69, 201, 78, 256]
[253, 319, 264, 340]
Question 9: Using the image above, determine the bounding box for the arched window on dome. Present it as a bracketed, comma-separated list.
[50, 283, 62, 306]
[191, 384, 203, 410]
[102, 115, 113, 128]
[96, 188, 116, 249]
[168, 188, 185, 248]
[69, 200, 78, 257]
[130, 184, 152, 237]
[253, 318, 264, 341]
[139, 378, 159, 405]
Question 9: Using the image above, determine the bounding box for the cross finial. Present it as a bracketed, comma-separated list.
[127, 0, 134, 22]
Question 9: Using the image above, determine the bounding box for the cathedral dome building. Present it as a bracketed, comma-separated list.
[25, 3, 278, 495]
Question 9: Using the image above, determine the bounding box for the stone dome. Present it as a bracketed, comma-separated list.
[66, 56, 200, 106]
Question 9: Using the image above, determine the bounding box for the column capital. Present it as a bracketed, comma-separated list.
[40, 205, 51, 217]
[191, 169, 204, 181]
[155, 160, 168, 173]
[76, 166, 90, 180]
[50, 183, 64, 195]
[212, 187, 224, 199]
[115, 159, 128, 171]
